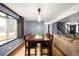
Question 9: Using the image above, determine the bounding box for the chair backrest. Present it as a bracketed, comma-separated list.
[25, 33, 32, 39]
[49, 34, 53, 43]
[46, 33, 50, 39]
[23, 33, 32, 46]
[49, 34, 53, 55]
[46, 33, 53, 39]
[45, 33, 53, 46]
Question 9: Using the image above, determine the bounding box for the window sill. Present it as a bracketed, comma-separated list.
[5, 41, 24, 56]
[0, 38, 17, 46]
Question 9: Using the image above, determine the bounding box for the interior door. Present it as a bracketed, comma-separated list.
[70, 25, 76, 34]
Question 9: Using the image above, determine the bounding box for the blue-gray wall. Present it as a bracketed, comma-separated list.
[57, 22, 65, 34]
[24, 21, 44, 35]
[52, 22, 57, 34]
[52, 22, 65, 34]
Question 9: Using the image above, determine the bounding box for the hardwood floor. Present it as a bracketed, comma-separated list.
[53, 45, 64, 56]
[8, 43, 25, 56]
[8, 43, 64, 56]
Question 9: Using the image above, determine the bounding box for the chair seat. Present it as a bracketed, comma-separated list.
[28, 42, 37, 48]
[41, 42, 49, 48]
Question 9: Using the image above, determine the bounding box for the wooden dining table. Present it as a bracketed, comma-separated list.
[25, 35, 52, 56]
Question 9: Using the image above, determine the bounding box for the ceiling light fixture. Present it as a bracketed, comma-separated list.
[38, 8, 41, 22]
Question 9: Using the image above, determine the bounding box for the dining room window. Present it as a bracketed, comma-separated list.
[0, 15, 7, 41]
[0, 11, 18, 42]
[8, 16, 17, 39]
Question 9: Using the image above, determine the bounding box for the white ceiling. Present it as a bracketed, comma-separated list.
[4, 3, 77, 23]
[59, 11, 79, 22]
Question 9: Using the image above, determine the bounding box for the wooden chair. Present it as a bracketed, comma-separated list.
[23, 33, 31, 56]
[24, 36, 28, 56]
[24, 34, 37, 56]
[49, 34, 53, 55]
[41, 33, 53, 56]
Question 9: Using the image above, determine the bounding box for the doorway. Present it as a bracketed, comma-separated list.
[70, 25, 76, 34]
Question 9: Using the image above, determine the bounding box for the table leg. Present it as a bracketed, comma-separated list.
[28, 47, 30, 56]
